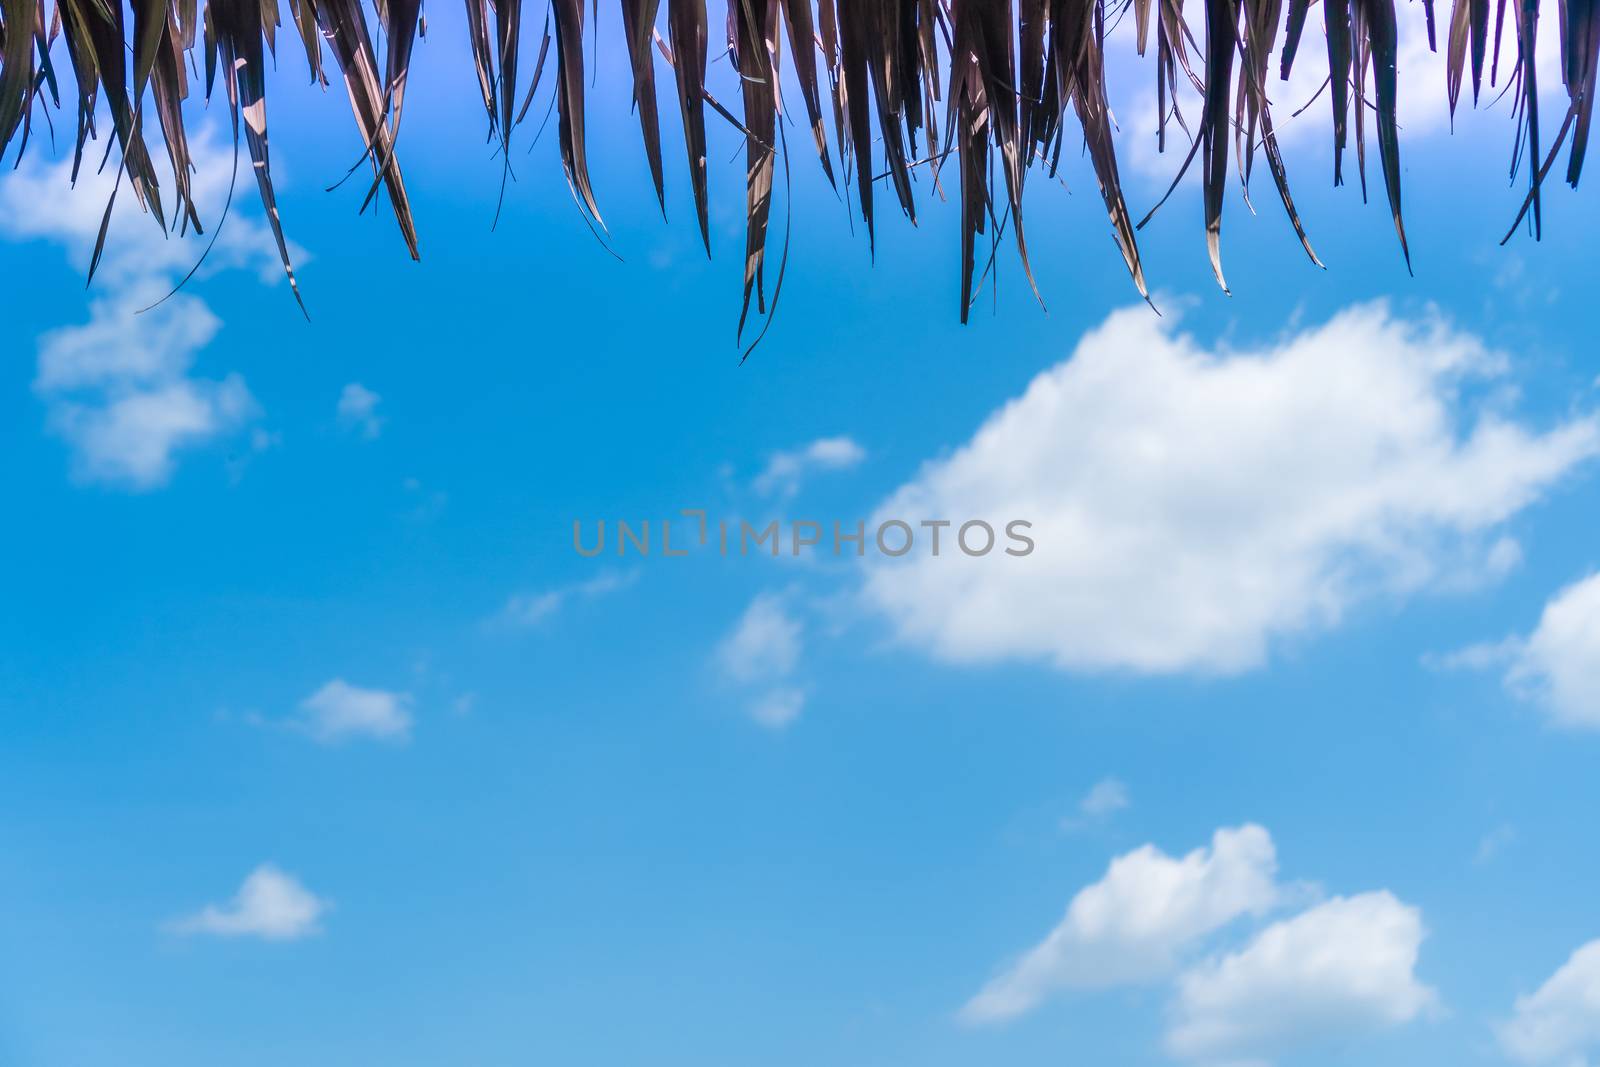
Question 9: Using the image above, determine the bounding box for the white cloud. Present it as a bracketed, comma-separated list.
[499, 569, 639, 626]
[1062, 777, 1131, 830]
[1486, 536, 1528, 578]
[716, 593, 807, 728]
[32, 281, 260, 490]
[717, 593, 803, 683]
[1499, 939, 1600, 1067]
[864, 303, 1599, 675]
[1427, 638, 1521, 672]
[963, 824, 1434, 1067]
[400, 476, 450, 521]
[1476, 823, 1517, 865]
[753, 435, 867, 497]
[504, 590, 563, 625]
[168, 864, 329, 941]
[35, 286, 220, 391]
[1439, 574, 1600, 728]
[297, 679, 413, 744]
[337, 382, 384, 439]
[1079, 777, 1130, 818]
[1166, 892, 1437, 1065]
[43, 319, 259, 492]
[1, 130, 296, 489]
[1505, 574, 1600, 728]
[961, 825, 1282, 1024]
[749, 686, 806, 728]
[49, 375, 256, 490]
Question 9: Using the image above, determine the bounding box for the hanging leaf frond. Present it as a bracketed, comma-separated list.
[0, 0, 1589, 343]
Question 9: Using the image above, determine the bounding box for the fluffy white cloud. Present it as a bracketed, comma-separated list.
[1499, 939, 1600, 1067]
[753, 436, 867, 497]
[1166, 892, 1437, 1065]
[337, 382, 384, 439]
[35, 288, 220, 392]
[49, 376, 256, 489]
[298, 679, 413, 744]
[961, 825, 1282, 1023]
[0, 129, 296, 489]
[31, 281, 262, 490]
[716, 593, 807, 728]
[1441, 574, 1600, 727]
[168, 864, 329, 941]
[864, 303, 1599, 675]
[1506, 574, 1600, 728]
[964, 825, 1434, 1067]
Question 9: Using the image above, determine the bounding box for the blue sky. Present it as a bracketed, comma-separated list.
[4, 7, 1600, 1067]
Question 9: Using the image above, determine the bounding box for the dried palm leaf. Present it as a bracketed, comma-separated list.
[0, 0, 1593, 347]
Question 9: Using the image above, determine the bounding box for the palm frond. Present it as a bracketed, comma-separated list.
[0, 0, 1593, 338]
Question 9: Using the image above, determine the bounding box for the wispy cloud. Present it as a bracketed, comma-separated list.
[715, 592, 807, 729]
[337, 383, 384, 440]
[748, 686, 806, 729]
[1061, 777, 1130, 831]
[1475, 823, 1517, 865]
[498, 570, 639, 627]
[753, 436, 867, 497]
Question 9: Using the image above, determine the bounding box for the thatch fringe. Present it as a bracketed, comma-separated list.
[0, 0, 1594, 337]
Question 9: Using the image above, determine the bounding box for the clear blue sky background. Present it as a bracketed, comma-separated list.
[2, 8, 1599, 1067]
